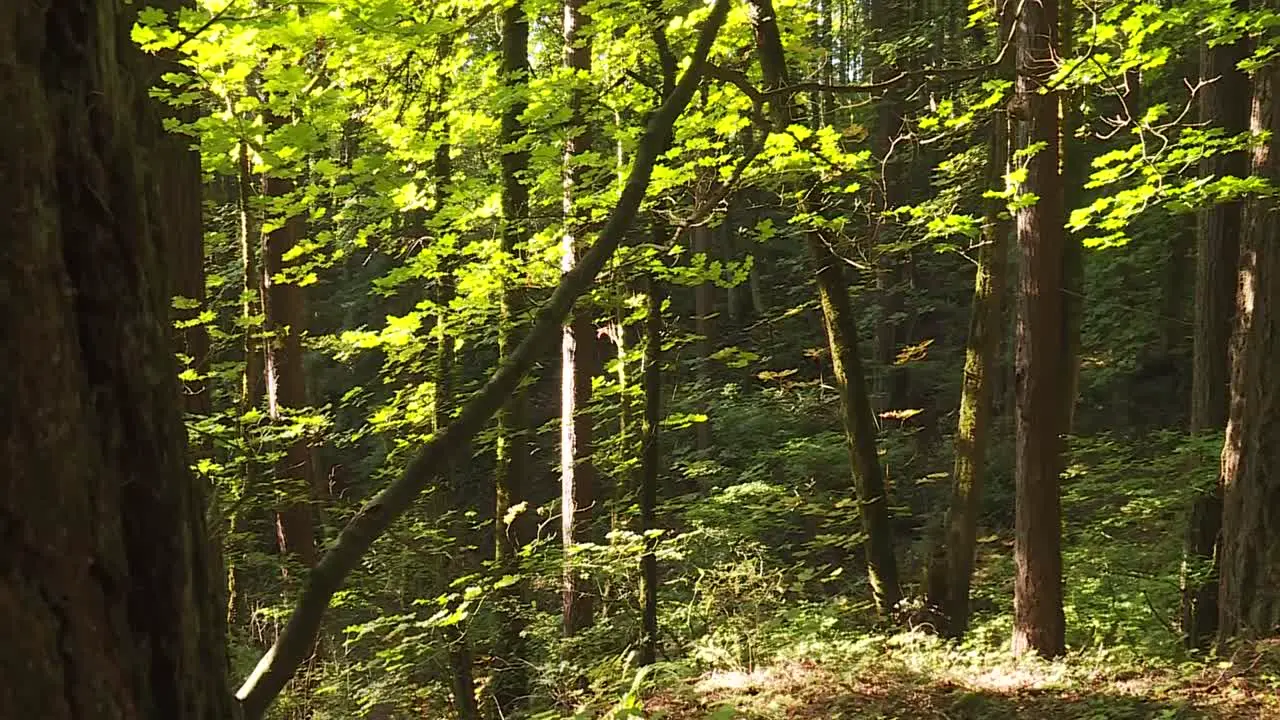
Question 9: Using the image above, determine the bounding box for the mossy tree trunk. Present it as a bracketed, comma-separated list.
[745, 0, 903, 617]
[924, 0, 1014, 639]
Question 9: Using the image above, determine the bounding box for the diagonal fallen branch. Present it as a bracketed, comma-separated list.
[233, 1, 732, 717]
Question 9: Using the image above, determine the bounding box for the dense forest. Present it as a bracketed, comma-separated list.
[4, 0, 1280, 718]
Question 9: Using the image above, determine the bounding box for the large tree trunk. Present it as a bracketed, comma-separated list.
[1012, 0, 1068, 659]
[1185, 0, 1252, 649]
[924, 0, 1014, 639]
[561, 0, 600, 637]
[235, 4, 731, 715]
[492, 0, 535, 712]
[0, 0, 234, 717]
[1217, 26, 1280, 641]
[745, 0, 903, 616]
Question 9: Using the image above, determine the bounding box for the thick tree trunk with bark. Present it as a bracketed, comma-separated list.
[493, 1, 534, 711]
[1217, 35, 1280, 642]
[745, 0, 902, 616]
[0, 0, 235, 717]
[1012, 0, 1068, 659]
[1185, 0, 1252, 649]
[234, 5, 731, 713]
[561, 0, 600, 636]
[925, 0, 1014, 638]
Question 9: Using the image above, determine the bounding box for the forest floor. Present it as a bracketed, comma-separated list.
[642, 634, 1280, 720]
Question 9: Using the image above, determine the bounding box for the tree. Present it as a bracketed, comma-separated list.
[1012, 0, 1068, 658]
[925, 0, 1014, 639]
[744, 0, 903, 616]
[1185, 0, 1252, 650]
[233, 4, 732, 712]
[0, 0, 234, 716]
[1217, 9, 1280, 640]
[493, 0, 536, 709]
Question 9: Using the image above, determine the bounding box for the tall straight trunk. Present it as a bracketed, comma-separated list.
[924, 0, 1014, 639]
[229, 129, 264, 625]
[745, 0, 902, 616]
[561, 0, 599, 636]
[234, 6, 731, 709]
[1185, 0, 1252, 649]
[0, 0, 235, 715]
[693, 223, 715, 450]
[639, 250, 664, 666]
[425, 126, 480, 720]
[493, 0, 535, 712]
[1060, 0, 1084, 432]
[1012, 0, 1068, 659]
[869, 0, 910, 412]
[1217, 24, 1280, 642]
[262, 168, 319, 569]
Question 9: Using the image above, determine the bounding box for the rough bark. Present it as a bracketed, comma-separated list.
[561, 0, 600, 636]
[0, 0, 235, 717]
[745, 0, 903, 616]
[234, 5, 730, 713]
[1217, 34, 1280, 642]
[1012, 0, 1068, 659]
[1185, 0, 1251, 649]
[493, 0, 534, 711]
[924, 0, 1013, 638]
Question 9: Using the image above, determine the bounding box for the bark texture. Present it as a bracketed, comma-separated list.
[234, 5, 730, 713]
[0, 0, 235, 717]
[1217, 36, 1280, 642]
[1185, 0, 1252, 649]
[1012, 0, 1068, 659]
[745, 0, 903, 616]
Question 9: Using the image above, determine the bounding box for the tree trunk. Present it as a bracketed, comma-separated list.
[1185, 0, 1252, 649]
[1060, 0, 1084, 432]
[693, 223, 715, 451]
[561, 0, 599, 636]
[262, 169, 320, 569]
[639, 221, 666, 667]
[745, 0, 903, 617]
[234, 7, 731, 710]
[1012, 0, 1068, 659]
[493, 0, 535, 711]
[0, 0, 235, 716]
[924, 0, 1013, 638]
[1217, 26, 1280, 642]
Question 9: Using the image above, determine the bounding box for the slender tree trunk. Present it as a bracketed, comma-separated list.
[1012, 0, 1068, 659]
[1060, 0, 1084, 432]
[869, 0, 910, 412]
[234, 7, 731, 710]
[0, 0, 235, 715]
[639, 248, 664, 666]
[925, 0, 1013, 639]
[262, 167, 320, 569]
[693, 222, 715, 450]
[493, 0, 535, 711]
[745, 0, 902, 616]
[1217, 22, 1280, 642]
[1185, 0, 1252, 649]
[561, 0, 599, 636]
